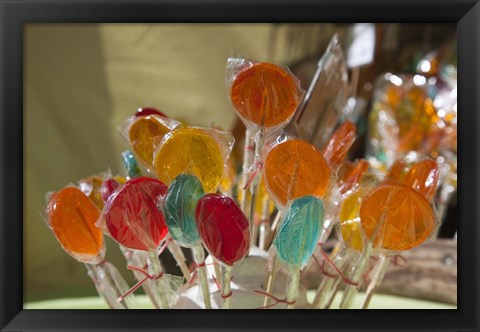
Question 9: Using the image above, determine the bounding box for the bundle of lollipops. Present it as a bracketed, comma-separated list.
[42, 36, 457, 309]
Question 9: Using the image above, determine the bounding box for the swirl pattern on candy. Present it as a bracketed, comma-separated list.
[274, 196, 324, 268]
[164, 174, 204, 248]
[103, 177, 168, 251]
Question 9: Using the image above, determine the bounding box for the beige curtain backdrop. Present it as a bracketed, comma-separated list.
[24, 23, 340, 302]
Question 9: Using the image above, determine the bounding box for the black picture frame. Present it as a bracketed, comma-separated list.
[1, 0, 479, 331]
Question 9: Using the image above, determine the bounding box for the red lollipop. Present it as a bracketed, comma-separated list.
[135, 107, 168, 118]
[103, 176, 168, 251]
[195, 194, 250, 266]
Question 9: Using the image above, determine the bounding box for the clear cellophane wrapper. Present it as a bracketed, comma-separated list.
[366, 71, 456, 171]
[337, 164, 442, 258]
[262, 132, 337, 212]
[320, 121, 358, 172]
[195, 194, 250, 267]
[226, 57, 305, 141]
[157, 273, 185, 308]
[330, 166, 442, 309]
[77, 170, 127, 209]
[77, 170, 111, 209]
[43, 185, 137, 309]
[152, 126, 235, 193]
[273, 196, 324, 269]
[86, 260, 137, 309]
[43, 186, 106, 264]
[116, 247, 185, 308]
[174, 247, 309, 309]
[294, 34, 350, 149]
[118, 113, 181, 174]
[97, 177, 168, 252]
[159, 175, 204, 249]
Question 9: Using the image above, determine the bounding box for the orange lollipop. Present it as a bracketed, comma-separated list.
[403, 159, 439, 202]
[386, 159, 408, 182]
[230, 62, 302, 128]
[264, 139, 332, 207]
[360, 183, 435, 251]
[47, 187, 103, 262]
[321, 121, 357, 170]
[338, 159, 369, 195]
[128, 115, 173, 167]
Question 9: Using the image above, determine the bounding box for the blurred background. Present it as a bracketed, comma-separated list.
[24, 23, 456, 303]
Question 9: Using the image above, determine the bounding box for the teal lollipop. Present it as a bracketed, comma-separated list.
[121, 150, 141, 179]
[164, 174, 204, 247]
[273, 195, 324, 308]
[163, 174, 211, 309]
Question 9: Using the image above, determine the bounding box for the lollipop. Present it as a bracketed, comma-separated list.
[262, 139, 331, 306]
[121, 150, 142, 179]
[386, 159, 408, 182]
[230, 62, 302, 128]
[403, 159, 439, 202]
[103, 177, 168, 251]
[196, 194, 250, 309]
[100, 177, 163, 308]
[153, 127, 233, 193]
[311, 172, 378, 309]
[48, 187, 103, 260]
[164, 174, 212, 309]
[77, 175, 105, 210]
[337, 159, 369, 195]
[339, 182, 436, 309]
[46, 187, 134, 309]
[366, 73, 440, 170]
[321, 121, 357, 171]
[102, 176, 170, 308]
[228, 59, 304, 230]
[135, 107, 168, 118]
[128, 115, 174, 168]
[264, 139, 332, 208]
[339, 190, 366, 252]
[384, 158, 440, 202]
[361, 183, 435, 251]
[120, 107, 179, 170]
[101, 178, 120, 203]
[164, 174, 204, 247]
[273, 196, 324, 308]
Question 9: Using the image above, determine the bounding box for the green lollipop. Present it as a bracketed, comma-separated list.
[273, 195, 324, 308]
[164, 174, 204, 247]
[163, 174, 211, 309]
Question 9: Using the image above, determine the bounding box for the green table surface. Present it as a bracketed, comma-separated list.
[25, 292, 456, 309]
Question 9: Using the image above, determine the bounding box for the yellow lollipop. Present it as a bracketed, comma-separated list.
[339, 190, 364, 251]
[128, 115, 173, 167]
[153, 127, 229, 193]
[339, 175, 378, 251]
